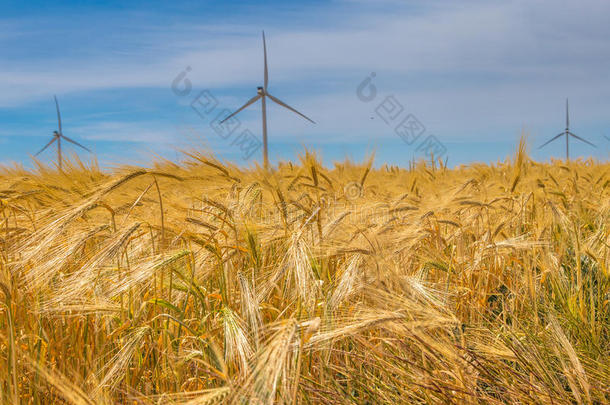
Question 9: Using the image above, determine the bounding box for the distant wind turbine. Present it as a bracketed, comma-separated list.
[538, 99, 596, 160]
[220, 31, 315, 169]
[35, 96, 91, 169]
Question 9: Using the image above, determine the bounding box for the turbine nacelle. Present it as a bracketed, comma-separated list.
[538, 98, 596, 160]
[35, 96, 92, 169]
[220, 31, 315, 169]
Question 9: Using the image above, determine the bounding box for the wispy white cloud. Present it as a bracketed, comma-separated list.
[2, 0, 609, 100]
[1, 0, 609, 156]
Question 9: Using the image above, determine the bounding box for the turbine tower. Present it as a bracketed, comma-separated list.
[539, 99, 595, 160]
[35, 96, 92, 169]
[221, 31, 315, 169]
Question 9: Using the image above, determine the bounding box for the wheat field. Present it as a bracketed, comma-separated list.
[0, 140, 609, 404]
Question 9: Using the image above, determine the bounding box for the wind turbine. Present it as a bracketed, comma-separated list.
[35, 96, 91, 169]
[220, 31, 315, 169]
[538, 99, 596, 160]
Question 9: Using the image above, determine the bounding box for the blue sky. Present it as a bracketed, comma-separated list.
[1, 0, 609, 168]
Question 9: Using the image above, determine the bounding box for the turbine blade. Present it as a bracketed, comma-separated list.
[35, 137, 57, 156]
[220, 94, 262, 123]
[604, 135, 610, 142]
[568, 132, 596, 147]
[61, 134, 92, 153]
[263, 31, 268, 90]
[266, 93, 315, 124]
[566, 98, 569, 129]
[538, 133, 564, 149]
[54, 95, 62, 134]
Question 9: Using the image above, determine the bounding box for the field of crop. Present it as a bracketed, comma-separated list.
[0, 141, 609, 404]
